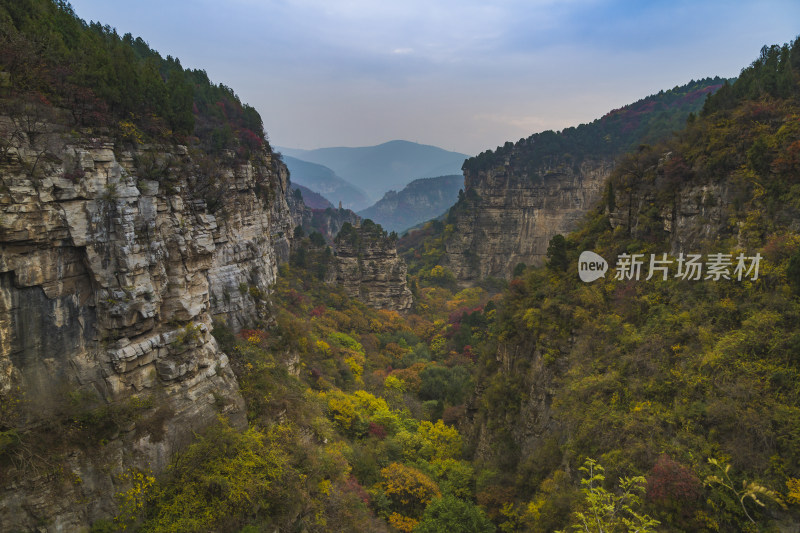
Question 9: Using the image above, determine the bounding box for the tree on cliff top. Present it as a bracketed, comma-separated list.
[0, 0, 268, 157]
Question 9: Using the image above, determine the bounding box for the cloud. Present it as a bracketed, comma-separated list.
[473, 112, 550, 134]
[69, 0, 800, 155]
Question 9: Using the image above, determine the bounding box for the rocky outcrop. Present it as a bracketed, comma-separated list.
[0, 120, 293, 529]
[606, 155, 734, 254]
[290, 200, 413, 311]
[332, 222, 413, 312]
[441, 79, 725, 284]
[444, 158, 611, 282]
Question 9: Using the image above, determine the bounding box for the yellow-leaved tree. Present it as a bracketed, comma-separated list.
[377, 462, 441, 532]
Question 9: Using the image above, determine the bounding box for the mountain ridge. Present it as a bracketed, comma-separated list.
[461, 37, 800, 531]
[435, 77, 728, 282]
[290, 183, 333, 209]
[278, 140, 469, 201]
[357, 174, 463, 233]
[281, 154, 371, 210]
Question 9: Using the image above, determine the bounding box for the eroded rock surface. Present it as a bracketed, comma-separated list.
[332, 222, 413, 312]
[0, 124, 293, 529]
[444, 158, 612, 282]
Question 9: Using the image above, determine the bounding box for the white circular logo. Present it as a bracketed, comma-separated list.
[578, 251, 608, 282]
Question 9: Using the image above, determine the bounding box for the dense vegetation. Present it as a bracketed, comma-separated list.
[0, 0, 267, 156]
[83, 238, 502, 532]
[3, 1, 800, 531]
[335, 219, 398, 249]
[463, 78, 726, 176]
[464, 35, 800, 532]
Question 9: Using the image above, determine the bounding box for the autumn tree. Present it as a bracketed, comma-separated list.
[377, 462, 441, 531]
[546, 234, 568, 272]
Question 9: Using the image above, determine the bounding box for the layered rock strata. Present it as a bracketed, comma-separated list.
[0, 121, 292, 529]
[332, 223, 413, 312]
[444, 158, 612, 282]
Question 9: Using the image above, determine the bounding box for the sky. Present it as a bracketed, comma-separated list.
[69, 0, 800, 156]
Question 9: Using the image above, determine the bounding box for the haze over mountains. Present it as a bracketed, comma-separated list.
[289, 184, 333, 210]
[283, 81, 727, 233]
[280, 155, 371, 210]
[357, 175, 463, 233]
[279, 140, 469, 205]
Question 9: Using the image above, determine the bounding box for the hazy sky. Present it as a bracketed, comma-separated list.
[69, 0, 799, 155]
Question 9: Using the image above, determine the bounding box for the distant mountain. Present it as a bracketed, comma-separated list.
[290, 184, 333, 210]
[278, 140, 469, 201]
[281, 155, 371, 210]
[357, 175, 464, 233]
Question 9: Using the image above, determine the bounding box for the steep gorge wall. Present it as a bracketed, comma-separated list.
[440, 80, 725, 284]
[460, 164, 740, 486]
[444, 156, 612, 282]
[0, 120, 293, 530]
[462, 146, 787, 480]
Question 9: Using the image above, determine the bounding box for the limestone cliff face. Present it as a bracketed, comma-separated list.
[605, 151, 741, 255]
[309, 207, 361, 244]
[444, 157, 612, 282]
[332, 223, 413, 312]
[441, 80, 726, 284]
[290, 196, 413, 311]
[0, 121, 293, 529]
[461, 150, 757, 476]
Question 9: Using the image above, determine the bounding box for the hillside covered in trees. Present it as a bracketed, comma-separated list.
[2, 0, 800, 531]
[357, 175, 463, 234]
[463, 77, 727, 177]
[0, 0, 268, 156]
[399, 77, 729, 283]
[458, 36, 800, 532]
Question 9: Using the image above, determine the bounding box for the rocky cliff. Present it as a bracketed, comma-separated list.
[0, 118, 294, 529]
[605, 150, 737, 253]
[333, 221, 413, 312]
[460, 46, 800, 528]
[289, 194, 360, 245]
[442, 79, 725, 283]
[444, 158, 611, 281]
[459, 149, 740, 473]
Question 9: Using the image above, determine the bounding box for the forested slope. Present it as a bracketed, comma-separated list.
[463, 37, 800, 532]
[1, 0, 268, 155]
